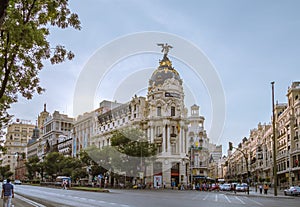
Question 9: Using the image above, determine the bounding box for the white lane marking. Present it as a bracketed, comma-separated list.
[191, 193, 202, 200]
[215, 194, 218, 202]
[235, 196, 246, 204]
[203, 193, 209, 200]
[243, 196, 264, 206]
[15, 194, 47, 207]
[223, 194, 231, 203]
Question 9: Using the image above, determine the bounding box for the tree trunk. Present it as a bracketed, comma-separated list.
[0, 0, 9, 28]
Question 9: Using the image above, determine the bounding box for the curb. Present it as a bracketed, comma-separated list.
[224, 192, 295, 199]
[70, 188, 110, 193]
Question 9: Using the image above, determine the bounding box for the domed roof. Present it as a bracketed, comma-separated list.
[149, 55, 181, 87]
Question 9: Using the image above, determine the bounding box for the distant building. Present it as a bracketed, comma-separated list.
[41, 111, 74, 156]
[2, 119, 35, 179]
[225, 81, 300, 187]
[58, 134, 73, 156]
[188, 104, 211, 181]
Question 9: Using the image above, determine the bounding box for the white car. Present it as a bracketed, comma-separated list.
[284, 186, 300, 196]
[14, 180, 22, 185]
[220, 183, 231, 191]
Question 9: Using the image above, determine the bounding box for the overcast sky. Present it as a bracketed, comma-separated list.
[9, 0, 300, 154]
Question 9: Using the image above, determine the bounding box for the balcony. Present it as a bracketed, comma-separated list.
[154, 137, 162, 144]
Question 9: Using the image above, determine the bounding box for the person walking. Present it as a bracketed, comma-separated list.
[259, 184, 263, 194]
[263, 184, 268, 194]
[1, 178, 14, 207]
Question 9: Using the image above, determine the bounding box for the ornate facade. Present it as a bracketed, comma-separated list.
[92, 51, 216, 187]
[225, 81, 300, 188]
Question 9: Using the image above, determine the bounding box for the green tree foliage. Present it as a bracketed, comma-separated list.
[111, 128, 157, 158]
[25, 155, 40, 180]
[0, 0, 9, 27]
[0, 165, 13, 180]
[26, 152, 88, 182]
[0, 0, 81, 129]
[85, 128, 158, 178]
[43, 152, 65, 179]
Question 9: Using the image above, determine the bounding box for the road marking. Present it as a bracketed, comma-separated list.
[203, 194, 209, 200]
[191, 193, 202, 200]
[215, 194, 218, 202]
[234, 196, 245, 204]
[223, 195, 231, 203]
[15, 194, 47, 207]
[243, 196, 264, 206]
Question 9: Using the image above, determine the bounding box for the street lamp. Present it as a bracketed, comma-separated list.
[271, 81, 278, 196]
[190, 145, 194, 185]
[229, 142, 250, 195]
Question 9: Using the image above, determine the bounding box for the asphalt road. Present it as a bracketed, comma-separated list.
[13, 185, 300, 207]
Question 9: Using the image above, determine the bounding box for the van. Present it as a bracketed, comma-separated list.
[55, 176, 71, 186]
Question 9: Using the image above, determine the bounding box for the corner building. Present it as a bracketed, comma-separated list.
[146, 54, 189, 187]
[96, 52, 214, 188]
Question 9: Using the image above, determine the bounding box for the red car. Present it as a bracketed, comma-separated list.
[209, 184, 220, 191]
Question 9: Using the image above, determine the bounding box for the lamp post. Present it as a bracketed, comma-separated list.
[229, 142, 250, 195]
[271, 81, 278, 196]
[190, 145, 193, 185]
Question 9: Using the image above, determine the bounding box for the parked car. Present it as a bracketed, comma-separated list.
[284, 186, 300, 196]
[14, 180, 22, 185]
[235, 184, 246, 192]
[220, 183, 231, 191]
[132, 183, 146, 189]
[209, 184, 220, 191]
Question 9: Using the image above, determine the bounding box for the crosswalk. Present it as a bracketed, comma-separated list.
[188, 192, 264, 206]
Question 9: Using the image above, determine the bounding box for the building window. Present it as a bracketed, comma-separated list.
[157, 107, 161, 116]
[171, 106, 175, 116]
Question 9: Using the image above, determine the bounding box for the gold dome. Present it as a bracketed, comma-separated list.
[149, 55, 181, 87]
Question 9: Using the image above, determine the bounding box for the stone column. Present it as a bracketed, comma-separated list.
[180, 161, 187, 185]
[179, 126, 182, 153]
[163, 161, 171, 188]
[167, 125, 171, 153]
[151, 126, 154, 143]
[162, 124, 166, 153]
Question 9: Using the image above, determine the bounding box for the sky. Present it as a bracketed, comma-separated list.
[8, 0, 300, 154]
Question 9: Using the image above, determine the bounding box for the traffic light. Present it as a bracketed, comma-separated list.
[229, 142, 233, 151]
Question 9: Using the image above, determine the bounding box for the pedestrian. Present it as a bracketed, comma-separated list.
[1, 178, 14, 207]
[62, 179, 67, 190]
[263, 184, 268, 194]
[259, 184, 263, 194]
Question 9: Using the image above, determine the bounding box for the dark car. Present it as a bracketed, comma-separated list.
[284, 186, 300, 196]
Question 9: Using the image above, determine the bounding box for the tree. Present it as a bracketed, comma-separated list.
[0, 165, 13, 180]
[25, 155, 40, 180]
[0, 0, 9, 27]
[43, 152, 65, 180]
[60, 156, 83, 177]
[110, 128, 157, 178]
[0, 0, 81, 129]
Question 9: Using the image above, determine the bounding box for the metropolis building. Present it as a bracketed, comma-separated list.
[94, 46, 214, 188]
